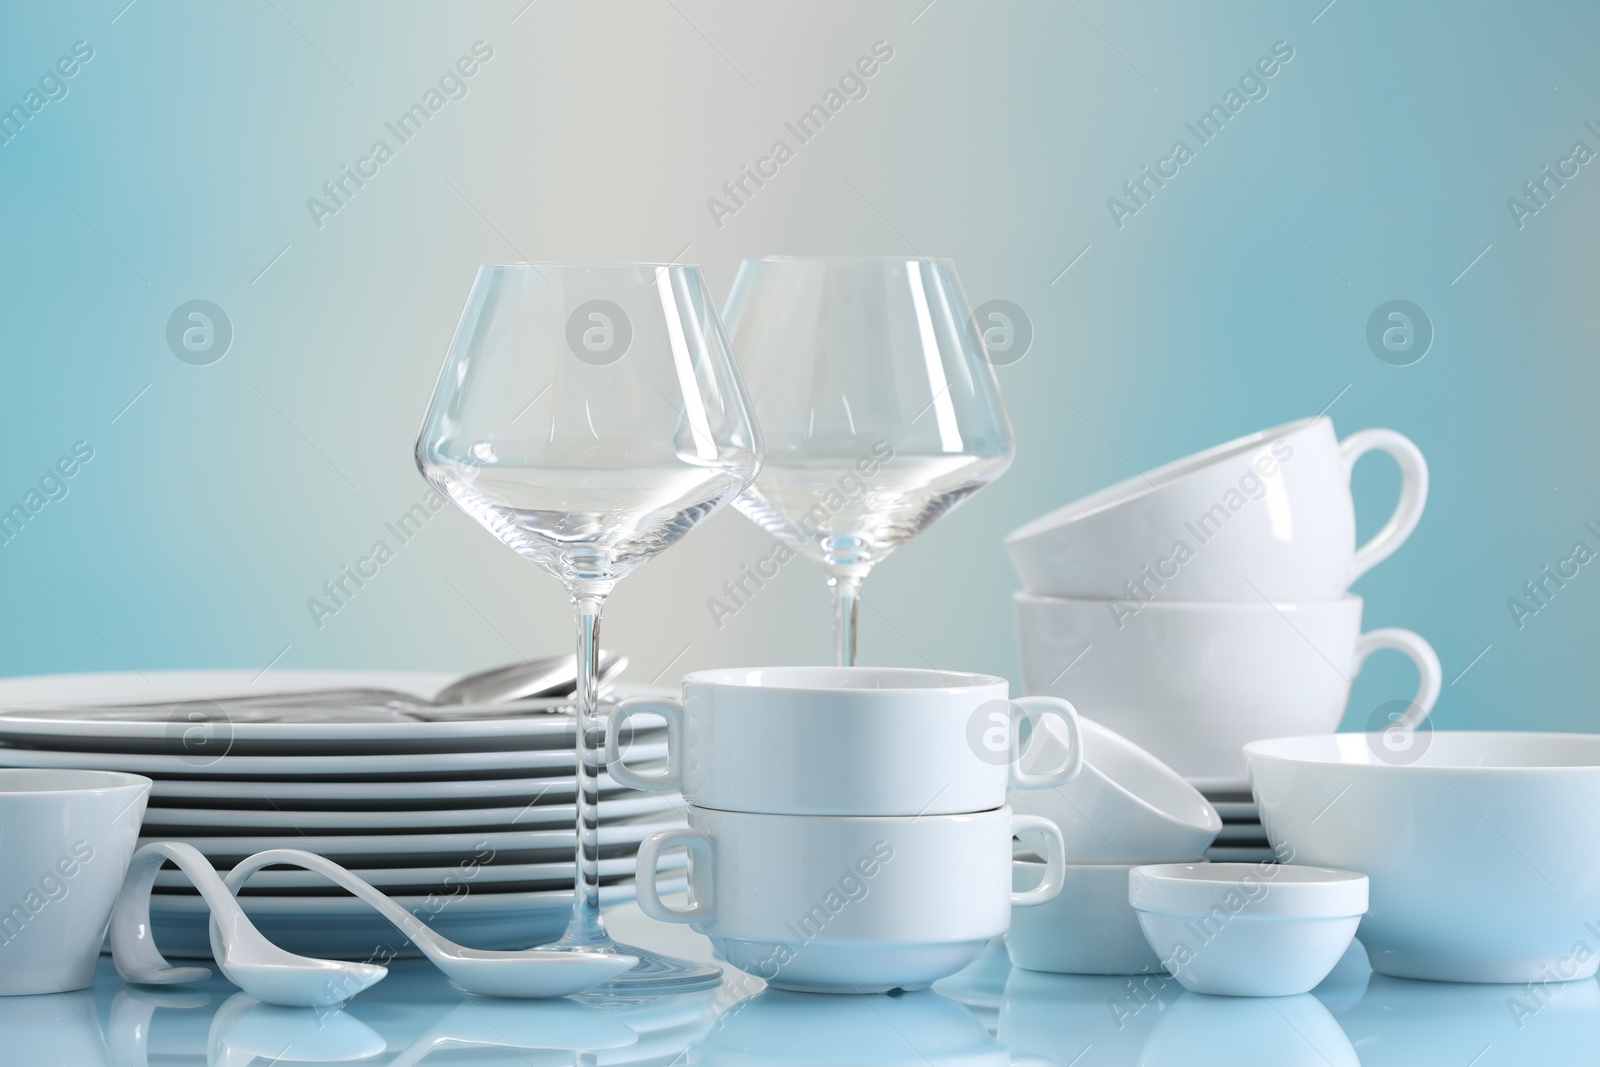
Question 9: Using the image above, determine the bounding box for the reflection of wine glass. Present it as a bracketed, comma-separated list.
[417, 263, 761, 995]
[724, 257, 1014, 665]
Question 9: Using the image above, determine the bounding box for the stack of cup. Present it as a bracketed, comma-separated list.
[614, 667, 1084, 993]
[1005, 416, 1441, 797]
[1006, 714, 1222, 975]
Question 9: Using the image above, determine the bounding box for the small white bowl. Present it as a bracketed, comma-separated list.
[1012, 715, 1221, 863]
[1129, 862, 1367, 997]
[1006, 860, 1164, 976]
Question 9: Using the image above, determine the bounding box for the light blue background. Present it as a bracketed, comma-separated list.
[2, 0, 1596, 732]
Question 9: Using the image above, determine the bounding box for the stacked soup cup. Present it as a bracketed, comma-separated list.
[1005, 416, 1440, 800]
[614, 666, 1085, 993]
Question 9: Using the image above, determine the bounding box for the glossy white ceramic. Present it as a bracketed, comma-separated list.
[224, 850, 636, 998]
[0, 769, 151, 995]
[141, 790, 674, 831]
[1017, 593, 1441, 782]
[1006, 860, 1164, 975]
[111, 841, 386, 1008]
[1005, 416, 1427, 601]
[1246, 732, 1600, 983]
[636, 805, 1064, 993]
[0, 740, 663, 776]
[607, 666, 1082, 815]
[1010, 713, 1219, 862]
[1130, 862, 1367, 996]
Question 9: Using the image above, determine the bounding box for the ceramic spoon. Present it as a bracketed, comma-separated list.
[111, 842, 387, 1008]
[225, 849, 638, 998]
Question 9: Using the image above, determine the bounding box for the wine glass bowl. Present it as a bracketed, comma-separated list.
[724, 256, 1014, 665]
[417, 262, 760, 995]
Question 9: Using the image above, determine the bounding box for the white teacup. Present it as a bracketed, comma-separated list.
[1011, 714, 1220, 863]
[606, 666, 1083, 816]
[635, 805, 1065, 993]
[1017, 593, 1441, 785]
[0, 769, 151, 995]
[1005, 417, 1427, 602]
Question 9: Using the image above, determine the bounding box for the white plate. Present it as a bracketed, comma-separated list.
[1204, 846, 1279, 863]
[138, 817, 675, 861]
[0, 670, 668, 751]
[151, 852, 685, 892]
[0, 740, 666, 776]
[145, 771, 648, 803]
[1210, 800, 1260, 821]
[142, 792, 677, 831]
[145, 878, 687, 959]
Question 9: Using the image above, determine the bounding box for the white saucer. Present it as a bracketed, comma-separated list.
[144, 771, 645, 802]
[151, 851, 685, 891]
[0, 740, 666, 776]
[138, 817, 674, 862]
[141, 791, 676, 831]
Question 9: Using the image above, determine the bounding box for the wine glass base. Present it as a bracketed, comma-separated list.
[541, 936, 724, 998]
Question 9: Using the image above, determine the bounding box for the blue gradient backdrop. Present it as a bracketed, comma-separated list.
[2, 1, 1596, 733]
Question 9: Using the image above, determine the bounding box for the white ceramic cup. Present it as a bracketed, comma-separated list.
[606, 666, 1083, 816]
[1010, 714, 1220, 863]
[1005, 417, 1428, 602]
[635, 805, 1065, 993]
[0, 769, 151, 995]
[1017, 593, 1441, 785]
[1006, 860, 1165, 976]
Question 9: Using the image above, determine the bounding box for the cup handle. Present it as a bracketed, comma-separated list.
[1353, 627, 1442, 727]
[1341, 428, 1429, 585]
[1008, 696, 1084, 790]
[1010, 813, 1066, 907]
[634, 827, 715, 924]
[605, 696, 683, 792]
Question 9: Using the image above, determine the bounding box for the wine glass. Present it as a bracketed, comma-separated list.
[416, 262, 761, 995]
[723, 257, 1014, 665]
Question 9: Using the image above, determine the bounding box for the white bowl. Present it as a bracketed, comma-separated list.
[1246, 731, 1600, 983]
[0, 769, 151, 995]
[1006, 860, 1165, 975]
[1012, 715, 1220, 863]
[1129, 862, 1366, 997]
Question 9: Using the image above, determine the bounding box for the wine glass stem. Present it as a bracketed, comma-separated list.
[828, 573, 863, 667]
[565, 585, 609, 943]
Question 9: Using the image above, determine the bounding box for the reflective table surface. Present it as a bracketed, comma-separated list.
[16, 904, 1600, 1065]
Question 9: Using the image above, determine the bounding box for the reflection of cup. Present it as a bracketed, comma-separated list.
[0, 769, 151, 995]
[1006, 417, 1428, 601]
[1002, 967, 1182, 1066]
[1335, 973, 1600, 1066]
[1017, 595, 1440, 784]
[637, 806, 1064, 993]
[1139, 992, 1358, 1067]
[693, 988, 1008, 1066]
[0, 990, 113, 1067]
[608, 666, 1082, 816]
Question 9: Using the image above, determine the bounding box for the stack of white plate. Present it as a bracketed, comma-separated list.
[1197, 784, 1275, 864]
[0, 670, 687, 959]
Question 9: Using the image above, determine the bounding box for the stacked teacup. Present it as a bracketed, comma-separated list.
[1005, 416, 1440, 814]
[615, 666, 1085, 993]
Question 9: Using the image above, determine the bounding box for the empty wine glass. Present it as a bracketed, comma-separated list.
[724, 257, 1014, 665]
[416, 263, 761, 995]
